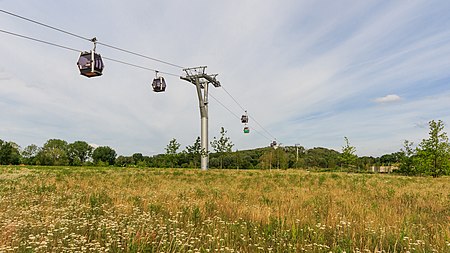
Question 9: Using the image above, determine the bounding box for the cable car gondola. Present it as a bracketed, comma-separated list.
[241, 115, 248, 124]
[270, 140, 277, 148]
[241, 110, 249, 124]
[77, 38, 104, 78]
[152, 71, 166, 92]
[241, 111, 249, 134]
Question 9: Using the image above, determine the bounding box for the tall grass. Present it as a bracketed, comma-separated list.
[0, 166, 449, 252]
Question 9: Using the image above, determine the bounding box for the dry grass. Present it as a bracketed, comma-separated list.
[0, 166, 449, 252]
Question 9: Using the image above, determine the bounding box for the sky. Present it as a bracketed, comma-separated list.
[1, 0, 450, 157]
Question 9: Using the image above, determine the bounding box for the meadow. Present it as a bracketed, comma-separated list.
[0, 166, 449, 252]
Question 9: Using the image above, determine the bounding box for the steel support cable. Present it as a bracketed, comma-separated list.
[0, 9, 185, 69]
[1, 6, 279, 142]
[0, 9, 91, 41]
[97, 42, 185, 69]
[0, 29, 180, 77]
[221, 86, 246, 112]
[220, 86, 279, 142]
[0, 29, 80, 52]
[209, 93, 272, 142]
[209, 93, 241, 120]
[248, 115, 278, 142]
[1, 27, 279, 143]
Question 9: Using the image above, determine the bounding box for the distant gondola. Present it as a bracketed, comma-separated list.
[243, 126, 250, 134]
[152, 72, 166, 92]
[241, 114, 248, 124]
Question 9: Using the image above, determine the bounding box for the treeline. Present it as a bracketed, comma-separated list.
[1, 120, 449, 177]
[0, 137, 384, 169]
[0, 139, 116, 166]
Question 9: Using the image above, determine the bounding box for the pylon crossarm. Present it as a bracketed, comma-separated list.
[202, 74, 220, 87]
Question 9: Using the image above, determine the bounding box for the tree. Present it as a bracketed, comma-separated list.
[186, 137, 201, 168]
[165, 138, 180, 155]
[235, 149, 241, 169]
[0, 139, 21, 165]
[36, 139, 69, 166]
[68, 141, 93, 165]
[416, 120, 450, 177]
[258, 147, 288, 170]
[115, 155, 135, 167]
[21, 144, 39, 165]
[258, 149, 274, 170]
[132, 153, 144, 165]
[303, 147, 339, 169]
[210, 127, 234, 169]
[340, 137, 357, 169]
[92, 146, 117, 166]
[358, 156, 376, 171]
[379, 152, 402, 165]
[165, 138, 180, 168]
[399, 140, 416, 175]
[274, 147, 288, 169]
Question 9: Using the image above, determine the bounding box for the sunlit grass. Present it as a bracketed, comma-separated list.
[0, 166, 449, 252]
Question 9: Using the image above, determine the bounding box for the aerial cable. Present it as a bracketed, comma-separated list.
[1, 27, 279, 144]
[0, 9, 185, 69]
[221, 89, 279, 142]
[0, 9, 91, 41]
[0, 28, 80, 53]
[97, 42, 185, 69]
[1, 7, 280, 143]
[221, 86, 247, 112]
[102, 57, 179, 77]
[0, 29, 179, 77]
[244, 123, 272, 142]
[220, 85, 279, 142]
[209, 93, 272, 141]
[248, 115, 278, 142]
[209, 93, 241, 119]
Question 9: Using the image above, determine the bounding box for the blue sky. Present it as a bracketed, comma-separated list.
[1, 0, 450, 157]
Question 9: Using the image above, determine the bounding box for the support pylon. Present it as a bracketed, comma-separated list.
[180, 66, 220, 170]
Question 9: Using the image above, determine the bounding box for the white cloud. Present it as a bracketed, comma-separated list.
[374, 94, 402, 104]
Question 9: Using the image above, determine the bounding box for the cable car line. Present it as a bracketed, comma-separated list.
[0, 9, 185, 69]
[0, 29, 80, 53]
[0, 9, 91, 42]
[220, 85, 278, 142]
[102, 56, 179, 77]
[248, 115, 278, 142]
[1, 27, 279, 144]
[97, 42, 185, 69]
[209, 94, 272, 141]
[1, 8, 281, 145]
[221, 86, 247, 112]
[0, 29, 179, 77]
[209, 93, 241, 120]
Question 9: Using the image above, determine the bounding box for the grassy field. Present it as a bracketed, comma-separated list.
[0, 166, 449, 252]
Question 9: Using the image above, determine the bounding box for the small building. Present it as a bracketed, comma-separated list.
[370, 165, 399, 173]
